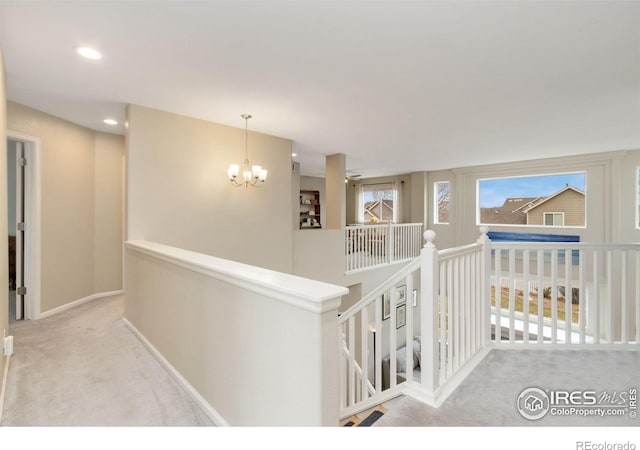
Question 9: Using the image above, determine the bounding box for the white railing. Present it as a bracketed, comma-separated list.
[423, 236, 486, 397]
[337, 227, 640, 418]
[338, 230, 487, 418]
[125, 240, 348, 426]
[345, 223, 423, 273]
[489, 242, 640, 347]
[339, 257, 421, 417]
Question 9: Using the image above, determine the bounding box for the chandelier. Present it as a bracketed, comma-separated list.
[228, 114, 267, 188]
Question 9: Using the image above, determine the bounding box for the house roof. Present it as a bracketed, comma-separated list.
[522, 185, 585, 213]
[364, 199, 394, 221]
[1, 2, 639, 178]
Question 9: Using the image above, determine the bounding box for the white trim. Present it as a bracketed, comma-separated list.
[0, 354, 10, 423]
[543, 211, 565, 227]
[477, 171, 586, 229]
[339, 387, 404, 420]
[522, 186, 584, 213]
[454, 150, 627, 176]
[433, 181, 450, 225]
[360, 182, 398, 224]
[126, 240, 347, 314]
[636, 166, 640, 230]
[403, 347, 491, 408]
[37, 290, 124, 320]
[7, 131, 41, 320]
[123, 318, 229, 427]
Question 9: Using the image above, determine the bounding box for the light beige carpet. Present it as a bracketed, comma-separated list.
[1, 294, 214, 426]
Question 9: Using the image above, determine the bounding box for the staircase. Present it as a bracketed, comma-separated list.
[337, 227, 640, 419]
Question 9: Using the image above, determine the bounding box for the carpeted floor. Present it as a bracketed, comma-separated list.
[374, 348, 640, 426]
[1, 294, 214, 426]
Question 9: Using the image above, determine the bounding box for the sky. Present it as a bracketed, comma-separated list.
[479, 173, 586, 208]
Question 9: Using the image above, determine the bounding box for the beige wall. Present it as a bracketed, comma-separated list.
[126, 105, 293, 273]
[526, 190, 585, 226]
[94, 133, 125, 292]
[410, 171, 428, 226]
[125, 245, 341, 425]
[7, 102, 124, 313]
[325, 153, 346, 229]
[1, 48, 8, 381]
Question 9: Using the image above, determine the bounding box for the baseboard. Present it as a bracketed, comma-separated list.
[432, 347, 492, 408]
[123, 317, 229, 427]
[403, 347, 492, 408]
[0, 354, 11, 423]
[37, 290, 124, 320]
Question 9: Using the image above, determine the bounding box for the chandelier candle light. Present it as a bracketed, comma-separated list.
[228, 114, 268, 188]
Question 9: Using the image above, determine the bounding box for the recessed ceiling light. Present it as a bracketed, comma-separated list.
[103, 119, 118, 125]
[291, 153, 297, 157]
[75, 47, 102, 60]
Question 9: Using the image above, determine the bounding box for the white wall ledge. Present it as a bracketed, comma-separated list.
[126, 240, 348, 313]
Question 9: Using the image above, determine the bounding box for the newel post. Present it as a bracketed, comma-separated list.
[478, 226, 492, 347]
[420, 230, 439, 394]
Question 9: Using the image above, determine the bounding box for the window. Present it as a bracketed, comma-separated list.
[434, 181, 450, 224]
[544, 212, 564, 226]
[478, 172, 586, 227]
[359, 183, 397, 223]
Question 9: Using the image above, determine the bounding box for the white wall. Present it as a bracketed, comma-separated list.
[618, 150, 640, 243]
[126, 105, 293, 273]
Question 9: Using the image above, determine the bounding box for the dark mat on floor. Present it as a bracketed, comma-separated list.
[358, 410, 384, 427]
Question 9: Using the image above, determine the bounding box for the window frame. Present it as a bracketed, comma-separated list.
[476, 171, 587, 228]
[434, 181, 450, 225]
[543, 212, 565, 227]
[358, 182, 398, 224]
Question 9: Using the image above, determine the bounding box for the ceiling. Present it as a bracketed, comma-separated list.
[1, 1, 639, 178]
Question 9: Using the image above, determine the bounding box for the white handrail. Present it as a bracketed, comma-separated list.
[489, 241, 640, 347]
[338, 227, 640, 418]
[339, 257, 420, 322]
[345, 223, 423, 273]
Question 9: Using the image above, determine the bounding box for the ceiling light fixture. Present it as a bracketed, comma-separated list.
[103, 118, 118, 125]
[228, 114, 267, 188]
[291, 153, 297, 157]
[75, 46, 102, 60]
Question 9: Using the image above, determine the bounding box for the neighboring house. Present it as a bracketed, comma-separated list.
[364, 199, 394, 223]
[524, 185, 585, 227]
[480, 197, 541, 225]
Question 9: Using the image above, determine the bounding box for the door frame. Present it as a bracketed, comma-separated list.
[7, 130, 41, 320]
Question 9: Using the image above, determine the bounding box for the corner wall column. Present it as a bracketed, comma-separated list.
[326, 153, 346, 230]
